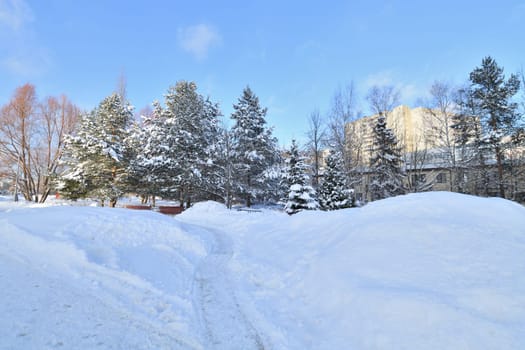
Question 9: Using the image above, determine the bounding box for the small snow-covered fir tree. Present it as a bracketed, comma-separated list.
[318, 150, 355, 210]
[58, 93, 133, 207]
[230, 86, 280, 207]
[369, 113, 405, 201]
[284, 140, 319, 215]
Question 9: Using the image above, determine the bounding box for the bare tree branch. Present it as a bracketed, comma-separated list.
[305, 109, 325, 187]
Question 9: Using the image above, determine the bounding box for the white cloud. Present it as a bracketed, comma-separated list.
[178, 24, 221, 60]
[0, 0, 33, 31]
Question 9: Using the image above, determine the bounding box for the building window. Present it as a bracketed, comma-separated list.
[436, 172, 447, 184]
[411, 173, 426, 184]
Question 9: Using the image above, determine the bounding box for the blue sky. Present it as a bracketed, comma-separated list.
[1, 0, 524, 146]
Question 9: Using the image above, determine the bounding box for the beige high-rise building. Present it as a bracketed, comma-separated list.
[345, 105, 444, 168]
[344, 105, 525, 203]
[344, 105, 466, 201]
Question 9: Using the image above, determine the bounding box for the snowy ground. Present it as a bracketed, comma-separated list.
[1, 192, 524, 349]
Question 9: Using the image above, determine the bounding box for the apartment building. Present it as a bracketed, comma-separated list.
[344, 105, 525, 202]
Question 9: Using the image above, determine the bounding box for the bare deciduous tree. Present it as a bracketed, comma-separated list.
[327, 82, 363, 185]
[327, 84, 358, 155]
[0, 84, 79, 202]
[403, 136, 432, 193]
[305, 109, 325, 187]
[38, 95, 80, 201]
[366, 85, 400, 117]
[422, 81, 460, 191]
[0, 84, 38, 200]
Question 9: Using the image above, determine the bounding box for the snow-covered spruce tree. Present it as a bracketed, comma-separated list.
[59, 93, 133, 207]
[318, 150, 355, 210]
[467, 56, 520, 198]
[217, 128, 284, 208]
[125, 106, 164, 206]
[261, 161, 288, 205]
[126, 100, 175, 204]
[369, 113, 405, 201]
[214, 128, 235, 208]
[284, 140, 319, 215]
[230, 86, 280, 207]
[128, 82, 222, 207]
[192, 97, 226, 203]
[166, 83, 222, 206]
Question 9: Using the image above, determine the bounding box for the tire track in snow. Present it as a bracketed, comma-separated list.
[190, 225, 266, 350]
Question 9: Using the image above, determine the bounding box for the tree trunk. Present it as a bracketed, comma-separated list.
[495, 147, 505, 198]
[246, 175, 252, 207]
[39, 189, 50, 203]
[179, 188, 184, 208]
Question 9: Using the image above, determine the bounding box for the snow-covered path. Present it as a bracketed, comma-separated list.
[191, 224, 267, 350]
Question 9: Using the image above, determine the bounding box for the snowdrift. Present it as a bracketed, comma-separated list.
[0, 205, 208, 349]
[1, 192, 524, 349]
[181, 192, 525, 349]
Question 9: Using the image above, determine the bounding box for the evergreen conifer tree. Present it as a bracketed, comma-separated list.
[164, 82, 218, 206]
[125, 106, 165, 206]
[452, 87, 489, 195]
[319, 150, 355, 210]
[128, 82, 222, 206]
[467, 56, 520, 197]
[369, 114, 405, 200]
[284, 140, 319, 215]
[230, 86, 280, 207]
[59, 93, 133, 206]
